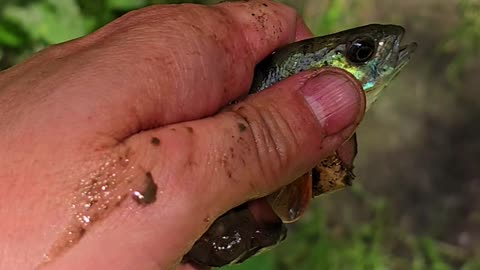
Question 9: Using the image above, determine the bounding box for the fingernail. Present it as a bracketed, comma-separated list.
[301, 70, 363, 136]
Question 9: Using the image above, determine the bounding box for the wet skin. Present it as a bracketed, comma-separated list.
[0, 1, 367, 270]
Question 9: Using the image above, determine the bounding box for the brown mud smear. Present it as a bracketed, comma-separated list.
[150, 137, 161, 145]
[132, 172, 158, 205]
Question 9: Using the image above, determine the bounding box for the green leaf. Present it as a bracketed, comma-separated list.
[0, 24, 22, 47]
[3, 0, 94, 44]
[225, 253, 275, 270]
[107, 0, 147, 10]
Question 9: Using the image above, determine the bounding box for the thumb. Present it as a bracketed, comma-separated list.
[130, 68, 365, 222]
[77, 68, 366, 268]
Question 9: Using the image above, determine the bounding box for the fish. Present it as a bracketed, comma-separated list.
[183, 24, 417, 268]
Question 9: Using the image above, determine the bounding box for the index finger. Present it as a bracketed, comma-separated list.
[43, 1, 310, 139]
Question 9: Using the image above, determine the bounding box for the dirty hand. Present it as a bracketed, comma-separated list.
[0, 1, 365, 269]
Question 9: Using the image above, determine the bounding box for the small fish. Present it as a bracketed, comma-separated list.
[184, 24, 416, 268]
[251, 24, 417, 109]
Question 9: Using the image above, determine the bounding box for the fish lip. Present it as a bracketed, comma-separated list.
[399, 42, 417, 59]
[394, 25, 416, 67]
[398, 42, 417, 66]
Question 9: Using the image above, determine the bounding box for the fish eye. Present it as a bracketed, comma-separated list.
[347, 37, 376, 64]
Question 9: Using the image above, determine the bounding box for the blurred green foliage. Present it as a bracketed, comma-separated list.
[0, 0, 216, 66]
[442, 0, 480, 84]
[1, 0, 479, 269]
[228, 184, 480, 270]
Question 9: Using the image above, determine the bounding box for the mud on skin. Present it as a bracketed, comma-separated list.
[150, 137, 161, 145]
[45, 151, 158, 263]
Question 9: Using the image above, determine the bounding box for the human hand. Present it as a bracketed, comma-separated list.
[0, 1, 365, 269]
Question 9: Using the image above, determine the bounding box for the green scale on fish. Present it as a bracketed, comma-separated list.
[183, 24, 417, 267]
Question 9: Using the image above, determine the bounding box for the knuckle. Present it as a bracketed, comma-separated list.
[231, 102, 299, 184]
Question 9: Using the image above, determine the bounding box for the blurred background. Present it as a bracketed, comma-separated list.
[1, 0, 479, 269]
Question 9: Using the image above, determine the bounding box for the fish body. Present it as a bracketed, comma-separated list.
[184, 24, 416, 267]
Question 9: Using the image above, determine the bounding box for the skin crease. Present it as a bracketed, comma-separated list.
[0, 1, 365, 270]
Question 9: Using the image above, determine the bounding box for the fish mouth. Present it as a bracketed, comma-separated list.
[387, 40, 416, 80]
[381, 24, 417, 69]
[398, 42, 417, 66]
[395, 26, 417, 67]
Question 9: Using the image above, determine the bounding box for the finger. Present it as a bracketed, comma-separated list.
[295, 16, 314, 40]
[250, 134, 358, 224]
[127, 67, 364, 232]
[39, 1, 303, 141]
[185, 68, 362, 212]
[265, 172, 312, 223]
[336, 134, 358, 167]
